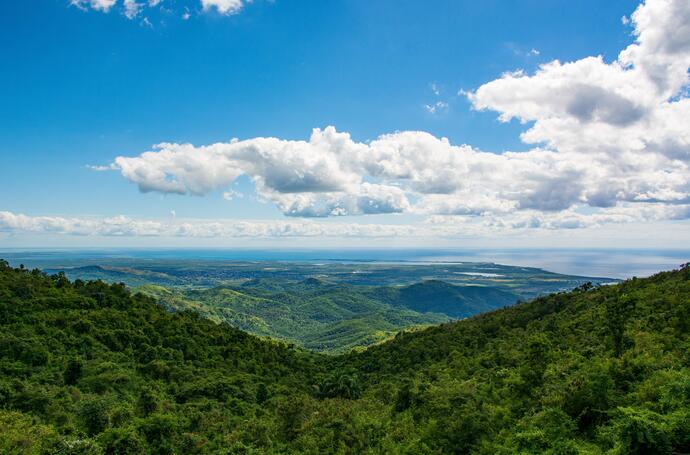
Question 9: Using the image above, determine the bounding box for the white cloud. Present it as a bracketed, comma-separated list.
[68, 0, 250, 19]
[123, 0, 143, 19]
[0, 211, 424, 239]
[222, 189, 244, 200]
[94, 0, 690, 232]
[618, 0, 690, 97]
[201, 0, 245, 15]
[468, 0, 690, 161]
[70, 0, 118, 12]
[2, 205, 687, 242]
[104, 121, 690, 223]
[424, 101, 449, 114]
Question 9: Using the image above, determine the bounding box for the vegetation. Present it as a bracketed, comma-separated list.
[33, 258, 614, 353]
[140, 279, 457, 353]
[1, 258, 688, 453]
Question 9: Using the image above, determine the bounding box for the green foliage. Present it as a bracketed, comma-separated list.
[98, 426, 147, 454]
[46, 257, 609, 354]
[367, 279, 517, 317]
[0, 260, 688, 453]
[0, 262, 319, 453]
[142, 280, 451, 353]
[315, 370, 362, 399]
[614, 407, 673, 454]
[64, 358, 84, 386]
[0, 410, 60, 454]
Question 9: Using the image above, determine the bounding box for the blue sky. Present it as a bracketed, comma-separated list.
[1, 0, 689, 248]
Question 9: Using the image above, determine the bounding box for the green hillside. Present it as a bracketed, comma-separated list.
[365, 279, 518, 318]
[140, 279, 450, 353]
[139, 276, 525, 353]
[1, 259, 689, 454]
[34, 258, 614, 354]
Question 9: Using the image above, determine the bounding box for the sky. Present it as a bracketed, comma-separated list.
[1, 0, 689, 248]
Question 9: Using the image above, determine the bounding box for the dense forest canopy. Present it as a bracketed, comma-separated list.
[0, 258, 689, 454]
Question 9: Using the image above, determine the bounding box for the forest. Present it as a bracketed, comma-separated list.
[0, 258, 689, 454]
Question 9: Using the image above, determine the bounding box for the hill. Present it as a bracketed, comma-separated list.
[140, 280, 450, 353]
[138, 278, 523, 353]
[1, 259, 688, 453]
[0, 261, 328, 453]
[366, 279, 518, 318]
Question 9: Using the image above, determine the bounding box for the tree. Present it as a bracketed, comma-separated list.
[64, 358, 83, 386]
[99, 427, 147, 454]
[605, 292, 635, 357]
[256, 383, 269, 404]
[79, 398, 110, 436]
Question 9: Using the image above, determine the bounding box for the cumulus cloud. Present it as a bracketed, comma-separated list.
[468, 0, 690, 160]
[111, 127, 416, 217]
[95, 0, 690, 231]
[619, 0, 690, 97]
[105, 122, 690, 222]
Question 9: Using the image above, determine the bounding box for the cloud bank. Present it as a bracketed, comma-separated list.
[1, 207, 685, 240]
[0, 211, 420, 238]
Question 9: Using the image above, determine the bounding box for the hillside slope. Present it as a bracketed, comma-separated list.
[140, 278, 521, 353]
[331, 266, 690, 453]
[1, 259, 688, 454]
[365, 279, 518, 318]
[140, 280, 451, 353]
[0, 261, 322, 453]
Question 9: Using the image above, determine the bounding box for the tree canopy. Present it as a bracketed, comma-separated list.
[0, 258, 688, 453]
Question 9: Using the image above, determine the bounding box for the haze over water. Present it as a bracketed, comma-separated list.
[1, 248, 687, 280]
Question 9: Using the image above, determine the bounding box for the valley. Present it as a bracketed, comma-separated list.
[7, 255, 616, 352]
